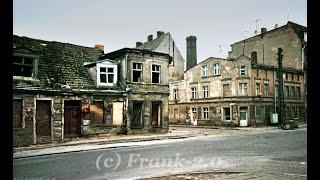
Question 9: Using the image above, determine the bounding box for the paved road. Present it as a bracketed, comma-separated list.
[13, 128, 307, 180]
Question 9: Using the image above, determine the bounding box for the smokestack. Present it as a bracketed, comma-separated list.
[147, 35, 153, 42]
[95, 44, 104, 53]
[186, 36, 197, 71]
[157, 31, 164, 38]
[136, 42, 143, 48]
[261, 27, 267, 34]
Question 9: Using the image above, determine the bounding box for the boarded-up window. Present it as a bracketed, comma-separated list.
[90, 101, 104, 125]
[13, 99, 22, 128]
[223, 84, 230, 96]
[112, 102, 124, 125]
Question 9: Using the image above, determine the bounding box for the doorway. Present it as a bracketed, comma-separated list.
[64, 100, 81, 136]
[36, 100, 52, 143]
[151, 102, 161, 127]
[239, 107, 248, 127]
[131, 101, 142, 128]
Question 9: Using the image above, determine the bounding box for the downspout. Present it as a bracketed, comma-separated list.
[124, 53, 129, 130]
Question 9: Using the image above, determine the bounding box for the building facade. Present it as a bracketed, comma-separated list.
[13, 35, 172, 147]
[169, 21, 307, 127]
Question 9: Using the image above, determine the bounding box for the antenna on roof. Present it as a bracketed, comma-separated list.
[255, 18, 261, 34]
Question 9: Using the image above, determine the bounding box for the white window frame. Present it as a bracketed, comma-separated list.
[255, 82, 261, 95]
[264, 81, 269, 96]
[240, 65, 247, 76]
[203, 107, 209, 119]
[214, 63, 220, 75]
[191, 87, 197, 99]
[239, 83, 248, 96]
[97, 63, 117, 86]
[151, 64, 161, 84]
[173, 89, 179, 100]
[201, 65, 208, 77]
[203, 86, 209, 98]
[132, 62, 143, 82]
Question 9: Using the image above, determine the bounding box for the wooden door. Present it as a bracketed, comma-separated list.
[131, 102, 142, 128]
[13, 99, 22, 128]
[64, 101, 81, 135]
[36, 100, 51, 143]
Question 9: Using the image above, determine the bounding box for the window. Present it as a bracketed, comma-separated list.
[97, 64, 117, 86]
[173, 89, 179, 100]
[13, 55, 36, 77]
[223, 84, 230, 96]
[203, 86, 209, 98]
[285, 86, 289, 97]
[285, 107, 290, 118]
[296, 87, 301, 97]
[297, 107, 301, 118]
[132, 62, 143, 82]
[191, 87, 197, 99]
[223, 107, 231, 122]
[297, 75, 300, 81]
[255, 82, 261, 96]
[285, 73, 288, 80]
[191, 108, 197, 120]
[255, 106, 265, 123]
[291, 86, 296, 97]
[275, 84, 278, 97]
[203, 108, 209, 119]
[201, 65, 208, 77]
[240, 66, 246, 76]
[239, 83, 248, 96]
[152, 64, 161, 84]
[214, 63, 220, 75]
[264, 81, 269, 96]
[291, 74, 294, 81]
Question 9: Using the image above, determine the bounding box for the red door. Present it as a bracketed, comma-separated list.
[64, 101, 81, 136]
[36, 100, 51, 143]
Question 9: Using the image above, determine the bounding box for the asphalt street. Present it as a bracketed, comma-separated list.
[13, 128, 307, 180]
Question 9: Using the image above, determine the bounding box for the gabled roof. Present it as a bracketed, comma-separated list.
[13, 35, 103, 89]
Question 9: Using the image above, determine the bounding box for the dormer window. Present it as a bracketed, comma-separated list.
[13, 54, 38, 78]
[97, 64, 117, 86]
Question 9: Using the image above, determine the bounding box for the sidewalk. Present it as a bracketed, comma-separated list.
[13, 123, 307, 159]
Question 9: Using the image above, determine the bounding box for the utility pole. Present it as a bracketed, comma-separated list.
[277, 47, 285, 129]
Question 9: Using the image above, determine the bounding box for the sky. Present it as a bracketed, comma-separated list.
[13, 0, 307, 64]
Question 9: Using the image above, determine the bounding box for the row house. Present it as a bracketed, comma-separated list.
[169, 21, 307, 127]
[13, 35, 171, 147]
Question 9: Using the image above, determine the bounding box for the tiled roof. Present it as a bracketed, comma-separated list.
[13, 35, 103, 89]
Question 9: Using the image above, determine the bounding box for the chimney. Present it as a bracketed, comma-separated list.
[95, 44, 104, 53]
[186, 35, 197, 71]
[157, 31, 164, 38]
[147, 35, 153, 42]
[136, 41, 143, 48]
[261, 27, 267, 34]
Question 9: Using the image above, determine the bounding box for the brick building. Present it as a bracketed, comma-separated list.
[13, 35, 172, 147]
[169, 21, 307, 127]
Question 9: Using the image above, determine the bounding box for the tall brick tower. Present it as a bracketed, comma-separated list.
[186, 35, 197, 71]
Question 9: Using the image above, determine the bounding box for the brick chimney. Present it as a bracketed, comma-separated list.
[95, 44, 104, 53]
[147, 35, 153, 42]
[261, 27, 267, 34]
[186, 35, 197, 71]
[157, 31, 164, 38]
[136, 42, 143, 48]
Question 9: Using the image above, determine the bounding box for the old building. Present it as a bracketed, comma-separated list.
[13, 35, 172, 147]
[169, 21, 307, 127]
[102, 48, 172, 133]
[135, 31, 185, 81]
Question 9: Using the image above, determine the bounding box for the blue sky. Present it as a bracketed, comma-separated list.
[13, 0, 307, 63]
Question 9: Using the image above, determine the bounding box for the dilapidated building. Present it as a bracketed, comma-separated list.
[13, 35, 172, 147]
[169, 21, 307, 127]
